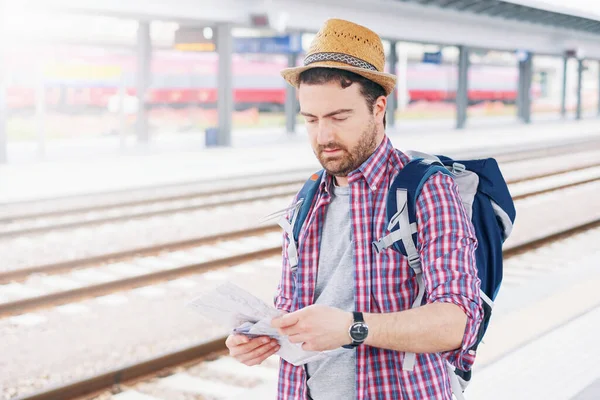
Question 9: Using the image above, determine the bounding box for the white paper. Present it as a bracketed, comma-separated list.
[186, 281, 347, 366]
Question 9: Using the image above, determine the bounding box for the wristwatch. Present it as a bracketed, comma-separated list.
[343, 311, 369, 348]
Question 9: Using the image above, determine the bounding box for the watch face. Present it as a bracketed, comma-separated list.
[350, 322, 369, 342]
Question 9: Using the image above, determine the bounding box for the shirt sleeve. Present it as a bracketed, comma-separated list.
[414, 172, 483, 371]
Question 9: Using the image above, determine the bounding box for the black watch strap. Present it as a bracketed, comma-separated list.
[343, 312, 367, 349]
[353, 311, 364, 323]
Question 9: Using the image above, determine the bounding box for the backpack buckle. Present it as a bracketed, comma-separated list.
[372, 239, 386, 254]
[407, 253, 422, 272]
[452, 162, 466, 174]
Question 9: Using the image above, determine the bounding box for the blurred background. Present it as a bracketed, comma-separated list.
[1, 1, 600, 400]
[2, 2, 600, 159]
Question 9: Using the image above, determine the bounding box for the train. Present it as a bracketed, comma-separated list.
[4, 45, 535, 112]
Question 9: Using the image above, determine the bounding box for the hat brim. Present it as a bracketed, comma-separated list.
[281, 60, 397, 96]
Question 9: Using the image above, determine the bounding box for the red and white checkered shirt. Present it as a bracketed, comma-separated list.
[274, 135, 483, 399]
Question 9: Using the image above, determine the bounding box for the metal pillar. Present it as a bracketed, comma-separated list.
[35, 68, 46, 159]
[517, 60, 523, 120]
[136, 21, 151, 143]
[216, 23, 233, 146]
[285, 52, 299, 134]
[524, 56, 533, 123]
[561, 56, 568, 118]
[517, 53, 532, 123]
[118, 74, 127, 148]
[0, 78, 5, 164]
[576, 59, 583, 120]
[397, 42, 409, 112]
[0, 30, 6, 163]
[386, 41, 398, 129]
[456, 45, 469, 130]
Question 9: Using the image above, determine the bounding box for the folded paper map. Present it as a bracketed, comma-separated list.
[186, 281, 349, 366]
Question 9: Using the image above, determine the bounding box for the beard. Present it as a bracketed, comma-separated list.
[315, 118, 378, 177]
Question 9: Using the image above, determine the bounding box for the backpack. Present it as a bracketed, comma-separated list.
[268, 149, 516, 400]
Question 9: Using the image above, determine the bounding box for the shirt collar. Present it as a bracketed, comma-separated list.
[318, 135, 405, 194]
[319, 170, 335, 195]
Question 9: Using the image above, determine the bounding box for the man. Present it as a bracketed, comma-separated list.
[226, 18, 482, 399]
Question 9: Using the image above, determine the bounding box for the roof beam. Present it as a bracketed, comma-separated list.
[10, 0, 600, 59]
[560, 17, 584, 30]
[487, 3, 519, 17]
[464, 1, 501, 14]
[453, 1, 481, 11]
[577, 20, 600, 31]
[438, 0, 470, 8]
[544, 14, 576, 27]
[508, 8, 544, 21]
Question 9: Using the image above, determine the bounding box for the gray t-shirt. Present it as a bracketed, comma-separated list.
[305, 183, 356, 400]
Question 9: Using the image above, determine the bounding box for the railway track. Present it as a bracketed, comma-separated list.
[0, 171, 313, 225]
[1, 168, 599, 319]
[0, 180, 303, 239]
[3, 136, 598, 217]
[14, 208, 600, 400]
[0, 227, 282, 318]
[2, 143, 600, 239]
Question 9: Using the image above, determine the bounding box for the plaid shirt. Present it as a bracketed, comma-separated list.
[274, 136, 482, 399]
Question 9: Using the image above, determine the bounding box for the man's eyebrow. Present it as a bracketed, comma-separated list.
[300, 109, 354, 118]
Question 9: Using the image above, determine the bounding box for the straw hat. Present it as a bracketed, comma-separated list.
[281, 19, 397, 96]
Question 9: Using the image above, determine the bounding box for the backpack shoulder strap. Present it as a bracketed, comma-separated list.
[261, 170, 324, 270]
[373, 157, 451, 257]
[292, 170, 324, 244]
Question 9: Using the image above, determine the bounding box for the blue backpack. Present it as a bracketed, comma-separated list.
[269, 150, 516, 399]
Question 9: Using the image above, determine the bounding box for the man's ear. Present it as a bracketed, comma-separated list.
[374, 95, 387, 125]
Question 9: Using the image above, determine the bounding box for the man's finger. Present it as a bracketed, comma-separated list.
[244, 344, 281, 366]
[237, 340, 280, 364]
[279, 321, 307, 337]
[287, 333, 309, 344]
[271, 312, 300, 329]
[229, 336, 272, 356]
[226, 334, 249, 348]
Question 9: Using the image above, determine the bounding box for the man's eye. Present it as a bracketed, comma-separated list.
[333, 117, 348, 122]
[306, 119, 317, 124]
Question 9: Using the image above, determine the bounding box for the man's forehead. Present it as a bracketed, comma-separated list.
[298, 84, 362, 114]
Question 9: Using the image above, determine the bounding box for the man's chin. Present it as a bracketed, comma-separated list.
[317, 155, 352, 175]
[321, 163, 351, 177]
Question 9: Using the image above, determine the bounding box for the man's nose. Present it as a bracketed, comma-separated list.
[316, 120, 336, 146]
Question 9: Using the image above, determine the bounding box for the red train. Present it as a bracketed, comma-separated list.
[4, 45, 527, 112]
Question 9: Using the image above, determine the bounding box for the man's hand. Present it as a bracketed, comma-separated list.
[225, 334, 280, 366]
[271, 304, 353, 352]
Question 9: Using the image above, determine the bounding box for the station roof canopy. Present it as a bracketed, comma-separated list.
[398, 0, 600, 35]
[10, 0, 600, 59]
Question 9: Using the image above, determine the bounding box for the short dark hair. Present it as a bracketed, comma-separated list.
[298, 67, 387, 128]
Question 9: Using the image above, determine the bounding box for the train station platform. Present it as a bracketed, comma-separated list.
[1, 116, 599, 204]
[465, 227, 600, 400]
[105, 223, 600, 400]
